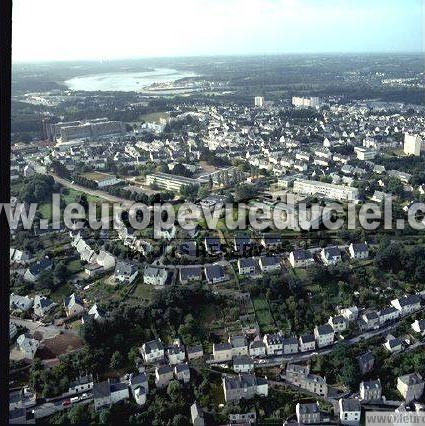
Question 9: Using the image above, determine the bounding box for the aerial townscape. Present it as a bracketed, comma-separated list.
[7, 2, 425, 425]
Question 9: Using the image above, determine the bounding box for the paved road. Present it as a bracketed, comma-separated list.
[48, 173, 134, 208]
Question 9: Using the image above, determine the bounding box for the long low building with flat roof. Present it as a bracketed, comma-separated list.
[293, 179, 359, 202]
[146, 172, 202, 191]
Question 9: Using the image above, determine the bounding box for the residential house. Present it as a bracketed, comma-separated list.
[340, 306, 359, 322]
[10, 322, 17, 340]
[140, 339, 165, 364]
[263, 333, 284, 355]
[357, 352, 375, 375]
[144, 266, 168, 286]
[233, 356, 254, 373]
[82, 303, 107, 323]
[328, 315, 348, 332]
[260, 233, 282, 249]
[155, 365, 174, 388]
[285, 364, 311, 385]
[10, 294, 33, 312]
[213, 343, 233, 362]
[204, 264, 226, 284]
[64, 294, 85, 317]
[167, 340, 186, 365]
[384, 334, 403, 353]
[93, 380, 129, 411]
[129, 373, 148, 406]
[33, 295, 56, 317]
[24, 258, 53, 282]
[234, 233, 252, 253]
[190, 402, 205, 426]
[249, 339, 267, 358]
[286, 364, 328, 396]
[360, 311, 380, 331]
[391, 295, 421, 316]
[397, 373, 424, 403]
[259, 256, 281, 273]
[67, 375, 94, 396]
[228, 412, 257, 424]
[320, 246, 341, 266]
[348, 242, 369, 260]
[179, 266, 202, 285]
[229, 335, 249, 356]
[10, 248, 31, 264]
[314, 324, 335, 348]
[204, 237, 222, 255]
[360, 379, 382, 401]
[339, 398, 361, 425]
[411, 319, 425, 336]
[299, 335, 316, 352]
[282, 337, 299, 354]
[174, 363, 190, 384]
[16, 333, 39, 359]
[186, 345, 204, 360]
[296, 402, 321, 425]
[289, 249, 315, 268]
[237, 257, 258, 275]
[222, 373, 268, 402]
[379, 307, 400, 325]
[115, 261, 138, 284]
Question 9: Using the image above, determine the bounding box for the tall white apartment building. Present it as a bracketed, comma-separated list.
[293, 179, 359, 202]
[254, 96, 264, 107]
[292, 96, 320, 108]
[404, 133, 421, 156]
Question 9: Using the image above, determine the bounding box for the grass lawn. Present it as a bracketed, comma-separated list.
[139, 111, 169, 123]
[252, 296, 275, 331]
[130, 283, 156, 302]
[61, 188, 100, 204]
[50, 283, 73, 303]
[66, 259, 83, 274]
[38, 202, 52, 221]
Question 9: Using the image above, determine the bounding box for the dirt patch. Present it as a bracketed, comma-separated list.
[37, 333, 84, 360]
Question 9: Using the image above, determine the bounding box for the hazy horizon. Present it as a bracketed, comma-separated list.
[12, 0, 423, 63]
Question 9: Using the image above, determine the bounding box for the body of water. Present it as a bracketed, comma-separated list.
[65, 68, 197, 92]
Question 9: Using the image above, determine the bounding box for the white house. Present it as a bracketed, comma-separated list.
[115, 261, 138, 284]
[314, 324, 335, 348]
[289, 249, 314, 268]
[411, 319, 425, 336]
[213, 343, 233, 362]
[328, 315, 348, 332]
[391, 295, 421, 316]
[263, 334, 284, 355]
[339, 398, 361, 425]
[249, 339, 267, 358]
[321, 247, 342, 266]
[10, 294, 33, 312]
[233, 356, 254, 373]
[64, 294, 85, 317]
[144, 266, 168, 286]
[349, 242, 369, 260]
[17, 333, 39, 359]
[33, 295, 56, 317]
[140, 339, 165, 364]
[299, 335, 316, 352]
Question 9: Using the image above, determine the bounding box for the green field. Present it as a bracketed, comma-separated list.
[252, 296, 275, 331]
[139, 111, 169, 123]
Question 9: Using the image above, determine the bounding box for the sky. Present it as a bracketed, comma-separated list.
[12, 0, 424, 62]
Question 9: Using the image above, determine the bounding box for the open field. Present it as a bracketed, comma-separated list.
[139, 111, 169, 123]
[252, 295, 275, 332]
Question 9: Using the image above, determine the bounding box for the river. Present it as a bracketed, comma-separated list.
[64, 68, 197, 92]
